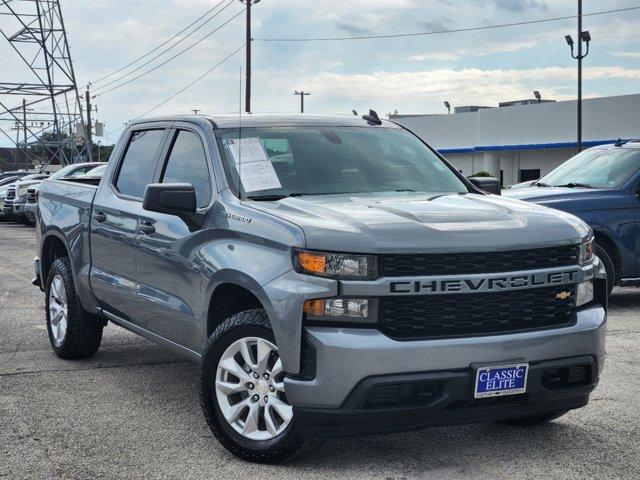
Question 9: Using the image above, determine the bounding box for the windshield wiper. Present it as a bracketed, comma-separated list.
[533, 181, 551, 187]
[245, 193, 305, 201]
[554, 182, 595, 189]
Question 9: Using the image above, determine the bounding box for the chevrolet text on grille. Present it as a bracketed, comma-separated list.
[389, 270, 580, 295]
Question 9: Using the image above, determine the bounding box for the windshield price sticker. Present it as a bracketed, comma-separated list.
[225, 138, 282, 193]
[226, 138, 270, 165]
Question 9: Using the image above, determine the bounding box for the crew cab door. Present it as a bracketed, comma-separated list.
[90, 126, 170, 320]
[136, 125, 214, 352]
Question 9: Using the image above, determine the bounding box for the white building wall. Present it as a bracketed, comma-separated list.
[393, 93, 640, 184]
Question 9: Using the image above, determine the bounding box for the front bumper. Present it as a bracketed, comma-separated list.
[12, 201, 26, 219]
[294, 354, 599, 439]
[285, 305, 606, 410]
[2, 200, 13, 217]
[25, 202, 37, 222]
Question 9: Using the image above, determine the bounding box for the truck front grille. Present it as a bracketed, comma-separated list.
[379, 246, 577, 277]
[379, 286, 575, 340]
[6, 188, 15, 200]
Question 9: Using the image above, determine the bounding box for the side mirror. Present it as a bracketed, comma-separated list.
[143, 183, 204, 230]
[143, 183, 196, 215]
[469, 176, 502, 195]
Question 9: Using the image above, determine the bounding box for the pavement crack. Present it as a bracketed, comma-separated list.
[0, 359, 190, 377]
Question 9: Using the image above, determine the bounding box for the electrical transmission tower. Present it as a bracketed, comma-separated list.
[0, 0, 90, 170]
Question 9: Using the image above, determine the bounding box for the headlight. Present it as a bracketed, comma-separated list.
[294, 249, 377, 280]
[575, 280, 594, 307]
[303, 298, 378, 323]
[578, 238, 594, 265]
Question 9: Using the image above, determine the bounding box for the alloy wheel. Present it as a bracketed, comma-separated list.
[48, 275, 68, 347]
[215, 337, 293, 441]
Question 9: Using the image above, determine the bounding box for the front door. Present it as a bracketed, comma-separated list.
[136, 126, 214, 351]
[90, 127, 169, 321]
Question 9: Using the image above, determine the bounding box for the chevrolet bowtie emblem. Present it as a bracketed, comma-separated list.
[556, 291, 571, 300]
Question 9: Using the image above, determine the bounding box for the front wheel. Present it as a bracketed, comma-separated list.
[200, 309, 304, 463]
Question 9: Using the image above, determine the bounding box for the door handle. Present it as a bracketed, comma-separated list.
[93, 211, 107, 223]
[139, 222, 156, 235]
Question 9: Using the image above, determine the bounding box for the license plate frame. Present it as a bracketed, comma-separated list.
[474, 363, 529, 399]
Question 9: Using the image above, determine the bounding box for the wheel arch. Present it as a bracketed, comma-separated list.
[41, 230, 72, 282]
[593, 230, 621, 285]
[204, 270, 280, 341]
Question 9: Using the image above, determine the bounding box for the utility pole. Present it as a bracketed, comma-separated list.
[85, 88, 94, 162]
[22, 99, 28, 168]
[293, 91, 311, 113]
[241, 0, 260, 113]
[191, 109, 201, 115]
[565, 0, 591, 152]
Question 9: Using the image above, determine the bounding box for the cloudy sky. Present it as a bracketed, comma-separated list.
[2, 0, 640, 145]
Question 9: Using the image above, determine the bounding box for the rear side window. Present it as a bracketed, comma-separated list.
[161, 130, 212, 208]
[116, 129, 165, 198]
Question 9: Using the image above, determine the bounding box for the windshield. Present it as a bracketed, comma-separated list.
[78, 164, 107, 178]
[49, 164, 81, 180]
[20, 173, 47, 182]
[215, 127, 467, 198]
[541, 147, 640, 189]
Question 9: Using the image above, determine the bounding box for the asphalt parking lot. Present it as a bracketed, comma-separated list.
[1, 222, 639, 479]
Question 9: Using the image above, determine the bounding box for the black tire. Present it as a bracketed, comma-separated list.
[496, 410, 567, 427]
[23, 217, 33, 227]
[595, 244, 615, 297]
[200, 309, 305, 463]
[45, 257, 103, 359]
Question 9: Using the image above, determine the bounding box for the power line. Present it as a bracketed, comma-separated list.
[93, 8, 244, 98]
[92, 0, 233, 92]
[255, 5, 640, 42]
[90, 0, 229, 86]
[104, 43, 245, 141]
[138, 44, 245, 119]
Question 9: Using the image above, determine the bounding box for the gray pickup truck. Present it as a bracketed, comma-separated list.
[35, 114, 607, 463]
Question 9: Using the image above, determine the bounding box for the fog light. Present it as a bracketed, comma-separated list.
[303, 298, 378, 323]
[576, 280, 594, 307]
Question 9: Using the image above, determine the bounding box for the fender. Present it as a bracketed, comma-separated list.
[40, 226, 101, 315]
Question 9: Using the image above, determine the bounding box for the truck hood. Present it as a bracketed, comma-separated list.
[503, 186, 597, 202]
[250, 192, 591, 253]
[502, 186, 624, 214]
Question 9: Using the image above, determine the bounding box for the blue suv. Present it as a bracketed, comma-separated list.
[504, 140, 640, 295]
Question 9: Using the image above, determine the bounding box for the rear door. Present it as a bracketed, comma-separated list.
[136, 125, 214, 351]
[90, 125, 170, 321]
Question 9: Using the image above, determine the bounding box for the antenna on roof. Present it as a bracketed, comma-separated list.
[362, 109, 382, 125]
[238, 67, 243, 201]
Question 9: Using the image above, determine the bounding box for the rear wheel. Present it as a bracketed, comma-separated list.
[595, 244, 615, 297]
[200, 309, 304, 463]
[496, 410, 567, 427]
[45, 257, 103, 359]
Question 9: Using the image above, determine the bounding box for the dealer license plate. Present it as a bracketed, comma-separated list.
[474, 363, 528, 399]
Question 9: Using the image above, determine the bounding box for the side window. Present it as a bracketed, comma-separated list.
[115, 129, 165, 198]
[161, 130, 212, 208]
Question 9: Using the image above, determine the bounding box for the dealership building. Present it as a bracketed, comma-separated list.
[391, 93, 640, 186]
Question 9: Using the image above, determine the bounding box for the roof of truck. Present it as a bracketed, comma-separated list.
[133, 114, 399, 129]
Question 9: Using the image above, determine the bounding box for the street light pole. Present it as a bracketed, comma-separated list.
[565, 0, 591, 152]
[293, 91, 311, 113]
